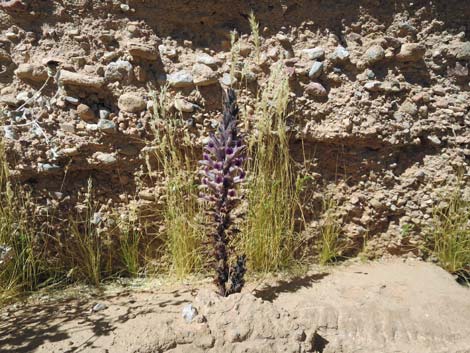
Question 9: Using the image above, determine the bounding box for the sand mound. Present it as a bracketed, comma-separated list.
[2, 259, 469, 353]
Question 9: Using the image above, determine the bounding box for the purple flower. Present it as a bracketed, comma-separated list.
[199, 88, 247, 297]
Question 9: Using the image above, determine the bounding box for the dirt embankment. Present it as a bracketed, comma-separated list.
[0, 0, 469, 256]
[1, 259, 469, 353]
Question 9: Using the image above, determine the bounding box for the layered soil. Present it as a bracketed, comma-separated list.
[0, 0, 469, 257]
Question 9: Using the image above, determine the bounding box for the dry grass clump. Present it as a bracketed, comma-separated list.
[0, 142, 49, 302]
[148, 86, 204, 278]
[318, 196, 343, 265]
[241, 63, 305, 272]
[429, 175, 470, 279]
[117, 201, 143, 278]
[64, 178, 111, 286]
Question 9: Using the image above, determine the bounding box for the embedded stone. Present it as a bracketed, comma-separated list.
[308, 61, 323, 79]
[105, 60, 133, 82]
[167, 70, 193, 88]
[331, 46, 350, 62]
[396, 43, 426, 62]
[196, 53, 219, 67]
[192, 63, 218, 86]
[93, 152, 118, 165]
[302, 47, 325, 60]
[118, 93, 146, 113]
[127, 42, 159, 61]
[158, 45, 177, 59]
[456, 42, 470, 61]
[59, 70, 105, 88]
[365, 45, 385, 65]
[399, 100, 418, 116]
[37, 163, 61, 172]
[0, 94, 18, 107]
[219, 73, 236, 86]
[97, 119, 116, 133]
[364, 81, 382, 92]
[174, 98, 196, 113]
[15, 63, 48, 82]
[0, 48, 12, 63]
[77, 104, 97, 122]
[304, 82, 327, 97]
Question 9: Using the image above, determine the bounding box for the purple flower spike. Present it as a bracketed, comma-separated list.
[198, 88, 247, 297]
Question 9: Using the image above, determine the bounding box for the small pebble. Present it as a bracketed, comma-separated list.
[182, 304, 198, 323]
[92, 303, 107, 312]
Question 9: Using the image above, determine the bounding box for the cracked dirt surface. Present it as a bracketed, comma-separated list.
[1, 259, 469, 353]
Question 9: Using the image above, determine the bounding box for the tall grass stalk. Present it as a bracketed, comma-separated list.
[150, 87, 203, 278]
[229, 30, 240, 85]
[248, 11, 261, 63]
[242, 63, 303, 272]
[430, 179, 470, 276]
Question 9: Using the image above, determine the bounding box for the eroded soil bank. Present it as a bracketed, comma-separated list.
[0, 0, 469, 258]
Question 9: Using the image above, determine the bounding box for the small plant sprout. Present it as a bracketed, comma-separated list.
[199, 88, 247, 297]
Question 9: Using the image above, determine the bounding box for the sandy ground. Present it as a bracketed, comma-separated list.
[1, 259, 469, 353]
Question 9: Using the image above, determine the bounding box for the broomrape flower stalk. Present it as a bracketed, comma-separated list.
[199, 88, 247, 297]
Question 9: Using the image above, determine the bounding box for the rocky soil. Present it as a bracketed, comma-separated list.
[0, 0, 469, 256]
[1, 259, 469, 353]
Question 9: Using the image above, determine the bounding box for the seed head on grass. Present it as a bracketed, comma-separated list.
[199, 88, 247, 296]
[248, 11, 261, 63]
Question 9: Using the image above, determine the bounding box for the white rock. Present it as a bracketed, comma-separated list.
[3, 126, 17, 140]
[308, 61, 323, 79]
[196, 53, 219, 67]
[182, 304, 198, 323]
[97, 119, 116, 133]
[16, 91, 32, 104]
[158, 45, 177, 59]
[331, 46, 350, 62]
[94, 152, 118, 165]
[219, 73, 236, 86]
[92, 303, 107, 312]
[37, 163, 61, 172]
[167, 70, 194, 88]
[105, 60, 133, 82]
[364, 81, 382, 92]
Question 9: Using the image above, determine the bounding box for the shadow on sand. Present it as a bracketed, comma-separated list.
[254, 272, 329, 302]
